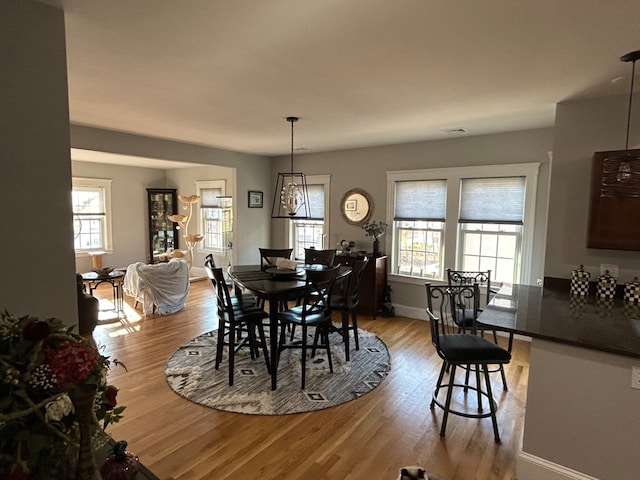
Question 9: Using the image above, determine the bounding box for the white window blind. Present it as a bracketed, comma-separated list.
[200, 188, 222, 208]
[459, 177, 525, 224]
[394, 180, 446, 221]
[307, 183, 324, 220]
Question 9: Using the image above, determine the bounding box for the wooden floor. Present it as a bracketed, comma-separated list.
[92, 279, 530, 480]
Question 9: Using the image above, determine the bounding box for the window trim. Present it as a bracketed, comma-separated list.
[386, 163, 539, 284]
[286, 174, 331, 250]
[72, 177, 113, 255]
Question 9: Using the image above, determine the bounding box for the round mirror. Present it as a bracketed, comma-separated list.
[340, 188, 373, 226]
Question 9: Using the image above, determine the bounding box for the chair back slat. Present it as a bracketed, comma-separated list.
[447, 268, 492, 307]
[206, 264, 235, 320]
[304, 248, 337, 266]
[300, 265, 341, 320]
[425, 283, 480, 350]
[342, 257, 368, 307]
[259, 248, 293, 270]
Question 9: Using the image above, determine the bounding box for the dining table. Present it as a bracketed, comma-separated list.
[227, 264, 352, 390]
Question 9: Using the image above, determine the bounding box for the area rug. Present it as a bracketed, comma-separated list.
[165, 328, 391, 415]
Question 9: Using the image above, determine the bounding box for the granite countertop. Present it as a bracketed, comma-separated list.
[478, 277, 640, 359]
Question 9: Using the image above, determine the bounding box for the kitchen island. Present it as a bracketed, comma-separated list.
[478, 279, 640, 480]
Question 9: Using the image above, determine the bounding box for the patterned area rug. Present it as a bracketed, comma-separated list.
[165, 328, 391, 415]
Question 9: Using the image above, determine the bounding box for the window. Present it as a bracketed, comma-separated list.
[394, 180, 446, 279]
[196, 181, 228, 250]
[458, 177, 526, 283]
[288, 175, 330, 260]
[72, 178, 112, 253]
[387, 163, 539, 284]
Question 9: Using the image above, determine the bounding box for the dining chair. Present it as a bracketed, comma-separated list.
[277, 265, 341, 389]
[304, 248, 337, 266]
[259, 248, 294, 270]
[205, 254, 256, 308]
[425, 282, 511, 442]
[447, 268, 511, 390]
[329, 256, 368, 361]
[206, 265, 271, 386]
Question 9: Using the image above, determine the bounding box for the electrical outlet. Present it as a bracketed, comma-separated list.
[600, 264, 619, 278]
[632, 366, 640, 390]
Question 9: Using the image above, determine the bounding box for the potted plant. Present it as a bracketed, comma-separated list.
[362, 220, 388, 256]
[0, 312, 126, 479]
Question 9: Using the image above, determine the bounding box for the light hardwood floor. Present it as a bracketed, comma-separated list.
[92, 278, 530, 480]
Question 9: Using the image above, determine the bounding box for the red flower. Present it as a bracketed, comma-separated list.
[44, 341, 97, 385]
[22, 319, 51, 342]
[103, 385, 118, 408]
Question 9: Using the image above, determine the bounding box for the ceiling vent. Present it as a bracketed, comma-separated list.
[441, 128, 467, 135]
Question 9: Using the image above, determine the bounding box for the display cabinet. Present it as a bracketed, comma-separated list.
[147, 188, 179, 263]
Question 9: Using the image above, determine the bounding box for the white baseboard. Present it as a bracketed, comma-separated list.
[517, 452, 600, 480]
[189, 266, 207, 282]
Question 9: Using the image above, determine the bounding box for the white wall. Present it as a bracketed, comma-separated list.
[0, 0, 78, 325]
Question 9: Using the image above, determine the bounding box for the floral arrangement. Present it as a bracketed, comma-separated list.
[0, 311, 125, 479]
[362, 220, 388, 239]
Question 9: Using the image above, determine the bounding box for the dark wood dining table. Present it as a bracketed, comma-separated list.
[227, 264, 351, 390]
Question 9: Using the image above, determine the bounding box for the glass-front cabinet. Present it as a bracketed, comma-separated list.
[147, 188, 178, 263]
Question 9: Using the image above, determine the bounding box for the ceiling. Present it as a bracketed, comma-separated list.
[44, 0, 640, 157]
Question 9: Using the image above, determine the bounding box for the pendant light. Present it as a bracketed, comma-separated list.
[601, 50, 640, 197]
[271, 116, 311, 218]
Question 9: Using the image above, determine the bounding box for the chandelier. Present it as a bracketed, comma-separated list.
[601, 50, 640, 197]
[271, 116, 311, 218]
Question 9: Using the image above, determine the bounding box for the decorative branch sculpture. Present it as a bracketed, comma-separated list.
[168, 194, 204, 270]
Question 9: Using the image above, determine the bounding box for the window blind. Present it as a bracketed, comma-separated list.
[307, 183, 324, 220]
[72, 187, 105, 215]
[200, 188, 222, 208]
[394, 180, 446, 221]
[459, 176, 525, 224]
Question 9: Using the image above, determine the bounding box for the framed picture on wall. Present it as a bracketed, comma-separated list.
[248, 190, 263, 208]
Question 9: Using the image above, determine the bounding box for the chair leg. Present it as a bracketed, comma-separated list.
[440, 364, 457, 437]
[215, 322, 226, 370]
[323, 324, 334, 373]
[431, 361, 448, 410]
[482, 364, 501, 443]
[475, 364, 483, 412]
[351, 310, 360, 351]
[300, 324, 308, 389]
[255, 321, 271, 375]
[341, 310, 350, 361]
[227, 322, 236, 386]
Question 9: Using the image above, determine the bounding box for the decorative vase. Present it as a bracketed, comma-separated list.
[68, 384, 101, 480]
[101, 441, 140, 480]
[373, 238, 380, 256]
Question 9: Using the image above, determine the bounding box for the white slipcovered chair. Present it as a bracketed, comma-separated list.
[123, 259, 190, 315]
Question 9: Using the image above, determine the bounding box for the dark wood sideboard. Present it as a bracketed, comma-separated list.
[335, 254, 387, 319]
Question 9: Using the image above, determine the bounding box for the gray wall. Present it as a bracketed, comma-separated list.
[520, 94, 640, 479]
[71, 161, 167, 272]
[270, 128, 554, 314]
[545, 94, 640, 281]
[70, 126, 272, 267]
[521, 340, 639, 480]
[0, 0, 78, 324]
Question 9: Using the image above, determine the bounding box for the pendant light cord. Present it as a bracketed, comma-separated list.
[624, 58, 637, 151]
[287, 116, 298, 174]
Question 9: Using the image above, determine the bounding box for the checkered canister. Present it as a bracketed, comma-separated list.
[597, 271, 617, 299]
[624, 277, 640, 304]
[570, 266, 590, 296]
